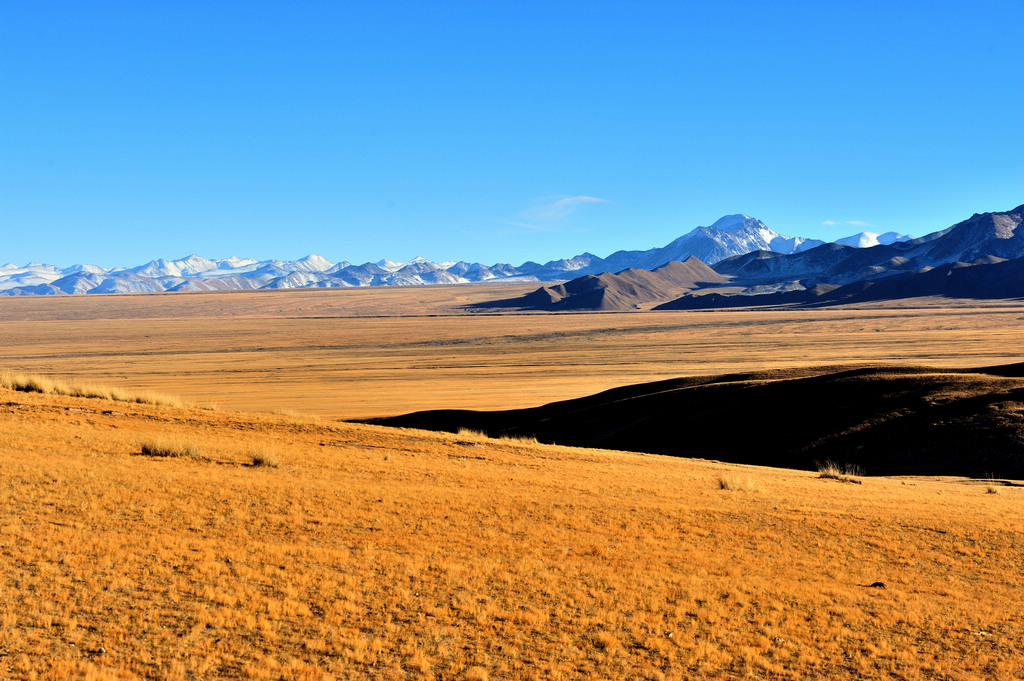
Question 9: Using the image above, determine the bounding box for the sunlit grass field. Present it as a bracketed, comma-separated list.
[2, 287, 1024, 678]
[3, 287, 1024, 419]
[2, 385, 1022, 679]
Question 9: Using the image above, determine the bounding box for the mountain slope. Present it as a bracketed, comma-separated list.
[475, 257, 729, 311]
[659, 253, 1024, 309]
[716, 204, 1024, 287]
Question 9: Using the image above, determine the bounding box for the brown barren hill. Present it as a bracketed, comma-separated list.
[2, 382, 1024, 679]
[475, 256, 729, 311]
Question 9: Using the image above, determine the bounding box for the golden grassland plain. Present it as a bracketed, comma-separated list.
[3, 286, 1024, 419]
[2, 386, 1023, 680]
[3, 287, 1024, 678]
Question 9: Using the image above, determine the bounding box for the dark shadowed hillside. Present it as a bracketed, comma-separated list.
[362, 364, 1024, 477]
[470, 257, 728, 311]
[656, 254, 1024, 309]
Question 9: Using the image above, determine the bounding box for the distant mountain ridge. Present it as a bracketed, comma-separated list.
[476, 203, 1024, 311]
[664, 203, 1024, 308]
[0, 216, 901, 296]
[595, 214, 825, 272]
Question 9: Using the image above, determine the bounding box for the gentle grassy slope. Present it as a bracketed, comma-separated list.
[2, 387, 1022, 679]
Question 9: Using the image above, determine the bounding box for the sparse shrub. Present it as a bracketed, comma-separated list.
[718, 476, 757, 491]
[139, 438, 202, 459]
[251, 446, 281, 468]
[816, 460, 863, 484]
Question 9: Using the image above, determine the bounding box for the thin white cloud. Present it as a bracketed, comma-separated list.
[522, 195, 611, 222]
[821, 220, 839, 226]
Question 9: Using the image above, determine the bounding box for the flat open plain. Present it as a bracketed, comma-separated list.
[2, 285, 1024, 419]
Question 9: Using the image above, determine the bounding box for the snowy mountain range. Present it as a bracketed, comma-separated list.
[713, 205, 1024, 287]
[477, 204, 1024, 311]
[657, 203, 1024, 308]
[0, 217, 908, 295]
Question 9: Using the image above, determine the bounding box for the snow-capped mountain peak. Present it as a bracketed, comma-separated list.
[835, 231, 913, 248]
[63, 264, 109, 275]
[293, 254, 335, 272]
[218, 256, 259, 269]
[708, 214, 762, 232]
[375, 259, 405, 272]
[173, 255, 219, 275]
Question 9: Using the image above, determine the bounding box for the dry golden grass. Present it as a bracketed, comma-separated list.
[2, 386, 1022, 679]
[816, 461, 865, 484]
[0, 370, 184, 408]
[2, 287, 1024, 420]
[139, 437, 203, 460]
[250, 445, 281, 468]
[716, 475, 758, 492]
[3, 288, 1024, 678]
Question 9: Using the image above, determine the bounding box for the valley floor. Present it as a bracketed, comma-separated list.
[2, 287, 1024, 419]
[2, 388, 1022, 679]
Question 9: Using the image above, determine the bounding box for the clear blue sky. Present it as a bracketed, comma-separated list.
[2, 0, 1022, 268]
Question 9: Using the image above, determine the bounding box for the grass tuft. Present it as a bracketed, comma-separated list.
[139, 438, 202, 459]
[1, 369, 185, 407]
[718, 476, 757, 492]
[251, 446, 281, 468]
[497, 433, 539, 445]
[816, 460, 864, 484]
[454, 428, 538, 446]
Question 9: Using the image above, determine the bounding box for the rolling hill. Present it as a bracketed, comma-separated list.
[363, 363, 1024, 478]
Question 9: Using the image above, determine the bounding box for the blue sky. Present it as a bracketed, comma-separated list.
[2, 1, 1022, 268]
